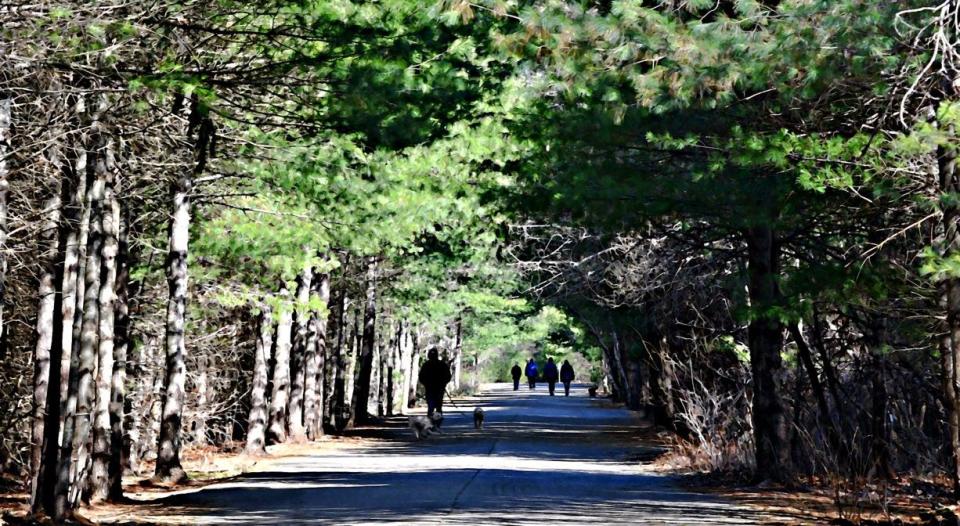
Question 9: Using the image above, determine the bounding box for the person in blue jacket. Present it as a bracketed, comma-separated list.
[525, 358, 538, 390]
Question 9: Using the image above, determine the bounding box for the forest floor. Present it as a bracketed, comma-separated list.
[0, 384, 947, 525]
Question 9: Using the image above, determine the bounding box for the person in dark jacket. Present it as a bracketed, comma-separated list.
[560, 360, 575, 396]
[543, 357, 559, 396]
[525, 358, 538, 390]
[419, 347, 452, 417]
[511, 363, 523, 391]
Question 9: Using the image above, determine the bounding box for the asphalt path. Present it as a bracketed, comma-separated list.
[108, 383, 775, 525]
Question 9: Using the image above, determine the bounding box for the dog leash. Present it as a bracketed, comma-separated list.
[444, 388, 461, 409]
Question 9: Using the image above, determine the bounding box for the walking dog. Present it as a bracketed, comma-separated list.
[409, 412, 444, 440]
[473, 407, 485, 429]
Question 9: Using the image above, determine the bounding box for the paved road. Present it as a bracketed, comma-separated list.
[111, 384, 774, 525]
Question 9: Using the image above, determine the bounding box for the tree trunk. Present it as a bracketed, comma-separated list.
[606, 329, 628, 403]
[353, 259, 378, 425]
[387, 323, 401, 416]
[452, 317, 462, 391]
[193, 356, 209, 445]
[36, 148, 86, 516]
[61, 123, 108, 509]
[0, 98, 9, 364]
[407, 328, 421, 409]
[639, 336, 675, 429]
[942, 326, 960, 496]
[345, 308, 360, 424]
[108, 201, 130, 500]
[332, 283, 350, 432]
[745, 225, 790, 481]
[267, 285, 293, 444]
[398, 323, 412, 414]
[58, 131, 89, 443]
[89, 141, 119, 502]
[939, 133, 960, 497]
[53, 114, 93, 519]
[245, 305, 273, 455]
[870, 358, 892, 479]
[611, 330, 638, 409]
[29, 139, 64, 514]
[287, 261, 313, 441]
[788, 323, 847, 462]
[373, 340, 383, 417]
[305, 270, 330, 440]
[155, 103, 211, 482]
[154, 169, 192, 483]
[122, 337, 144, 476]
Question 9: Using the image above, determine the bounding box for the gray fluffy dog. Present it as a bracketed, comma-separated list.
[409, 412, 444, 440]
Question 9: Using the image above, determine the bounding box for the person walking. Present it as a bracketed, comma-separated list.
[419, 347, 452, 417]
[525, 358, 538, 390]
[511, 363, 522, 391]
[544, 357, 559, 396]
[560, 359, 575, 396]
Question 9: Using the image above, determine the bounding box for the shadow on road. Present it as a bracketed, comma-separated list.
[109, 384, 801, 525]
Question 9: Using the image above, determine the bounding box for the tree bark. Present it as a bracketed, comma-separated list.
[407, 328, 421, 409]
[305, 269, 330, 440]
[245, 305, 273, 455]
[108, 200, 129, 501]
[61, 119, 109, 509]
[155, 102, 212, 482]
[387, 323, 401, 416]
[452, 317, 462, 391]
[29, 141, 63, 514]
[287, 261, 313, 442]
[939, 133, 960, 497]
[267, 284, 293, 444]
[745, 225, 790, 481]
[373, 339, 383, 417]
[89, 137, 118, 503]
[398, 323, 412, 414]
[0, 98, 9, 362]
[345, 307, 360, 424]
[154, 168, 192, 482]
[331, 282, 349, 432]
[53, 110, 93, 519]
[58, 132, 89, 442]
[353, 259, 378, 425]
[193, 356, 209, 445]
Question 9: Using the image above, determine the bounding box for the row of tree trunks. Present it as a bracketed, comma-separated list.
[245, 265, 337, 448]
[27, 97, 137, 520]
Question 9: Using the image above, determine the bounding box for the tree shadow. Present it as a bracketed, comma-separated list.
[140, 468, 800, 524]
